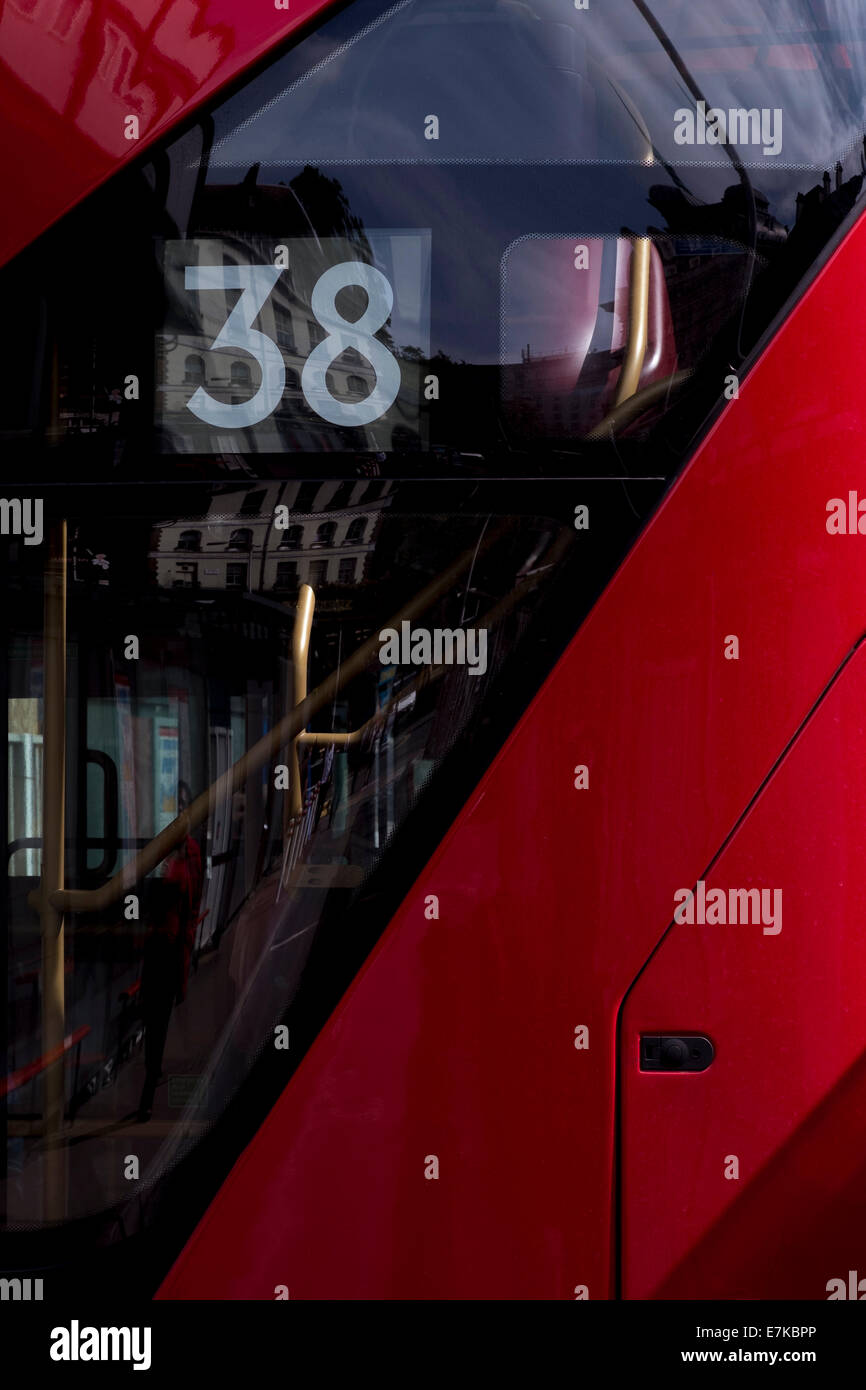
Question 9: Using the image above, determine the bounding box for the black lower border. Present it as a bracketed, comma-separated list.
[2, 1298, 857, 1377]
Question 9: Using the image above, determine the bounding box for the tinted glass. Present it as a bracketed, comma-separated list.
[3, 0, 865, 473]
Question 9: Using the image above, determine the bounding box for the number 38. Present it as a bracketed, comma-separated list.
[184, 261, 401, 430]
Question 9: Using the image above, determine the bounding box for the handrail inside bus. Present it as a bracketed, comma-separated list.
[28, 522, 510, 918]
[611, 235, 652, 409]
[0, 1026, 90, 1100]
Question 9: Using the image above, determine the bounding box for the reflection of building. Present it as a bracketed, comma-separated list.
[152, 479, 394, 595]
[160, 234, 378, 441]
[158, 227, 421, 454]
[503, 348, 615, 438]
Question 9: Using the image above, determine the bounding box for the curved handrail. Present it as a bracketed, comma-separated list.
[29, 523, 508, 918]
[0, 1026, 89, 1100]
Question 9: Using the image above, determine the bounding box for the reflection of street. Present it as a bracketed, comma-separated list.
[3, 686, 439, 1222]
[3, 497, 560, 1225]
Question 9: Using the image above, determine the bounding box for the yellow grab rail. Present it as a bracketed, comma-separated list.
[29, 524, 506, 918]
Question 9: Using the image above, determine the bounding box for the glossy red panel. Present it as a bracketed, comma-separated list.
[0, 0, 336, 269]
[156, 209, 866, 1299]
[621, 640, 866, 1299]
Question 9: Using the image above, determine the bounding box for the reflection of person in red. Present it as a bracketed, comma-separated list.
[137, 783, 203, 1122]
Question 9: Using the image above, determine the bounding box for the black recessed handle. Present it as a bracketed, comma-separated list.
[85, 748, 119, 882]
[640, 1035, 714, 1072]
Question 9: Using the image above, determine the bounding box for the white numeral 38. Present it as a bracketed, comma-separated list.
[183, 261, 401, 430]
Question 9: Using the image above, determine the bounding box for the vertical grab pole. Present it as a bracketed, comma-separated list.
[289, 585, 315, 823]
[41, 519, 67, 1220]
[612, 236, 651, 409]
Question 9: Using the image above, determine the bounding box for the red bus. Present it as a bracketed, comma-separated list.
[3, 0, 866, 1310]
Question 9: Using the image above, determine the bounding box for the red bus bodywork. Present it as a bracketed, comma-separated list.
[4, 0, 866, 1302]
